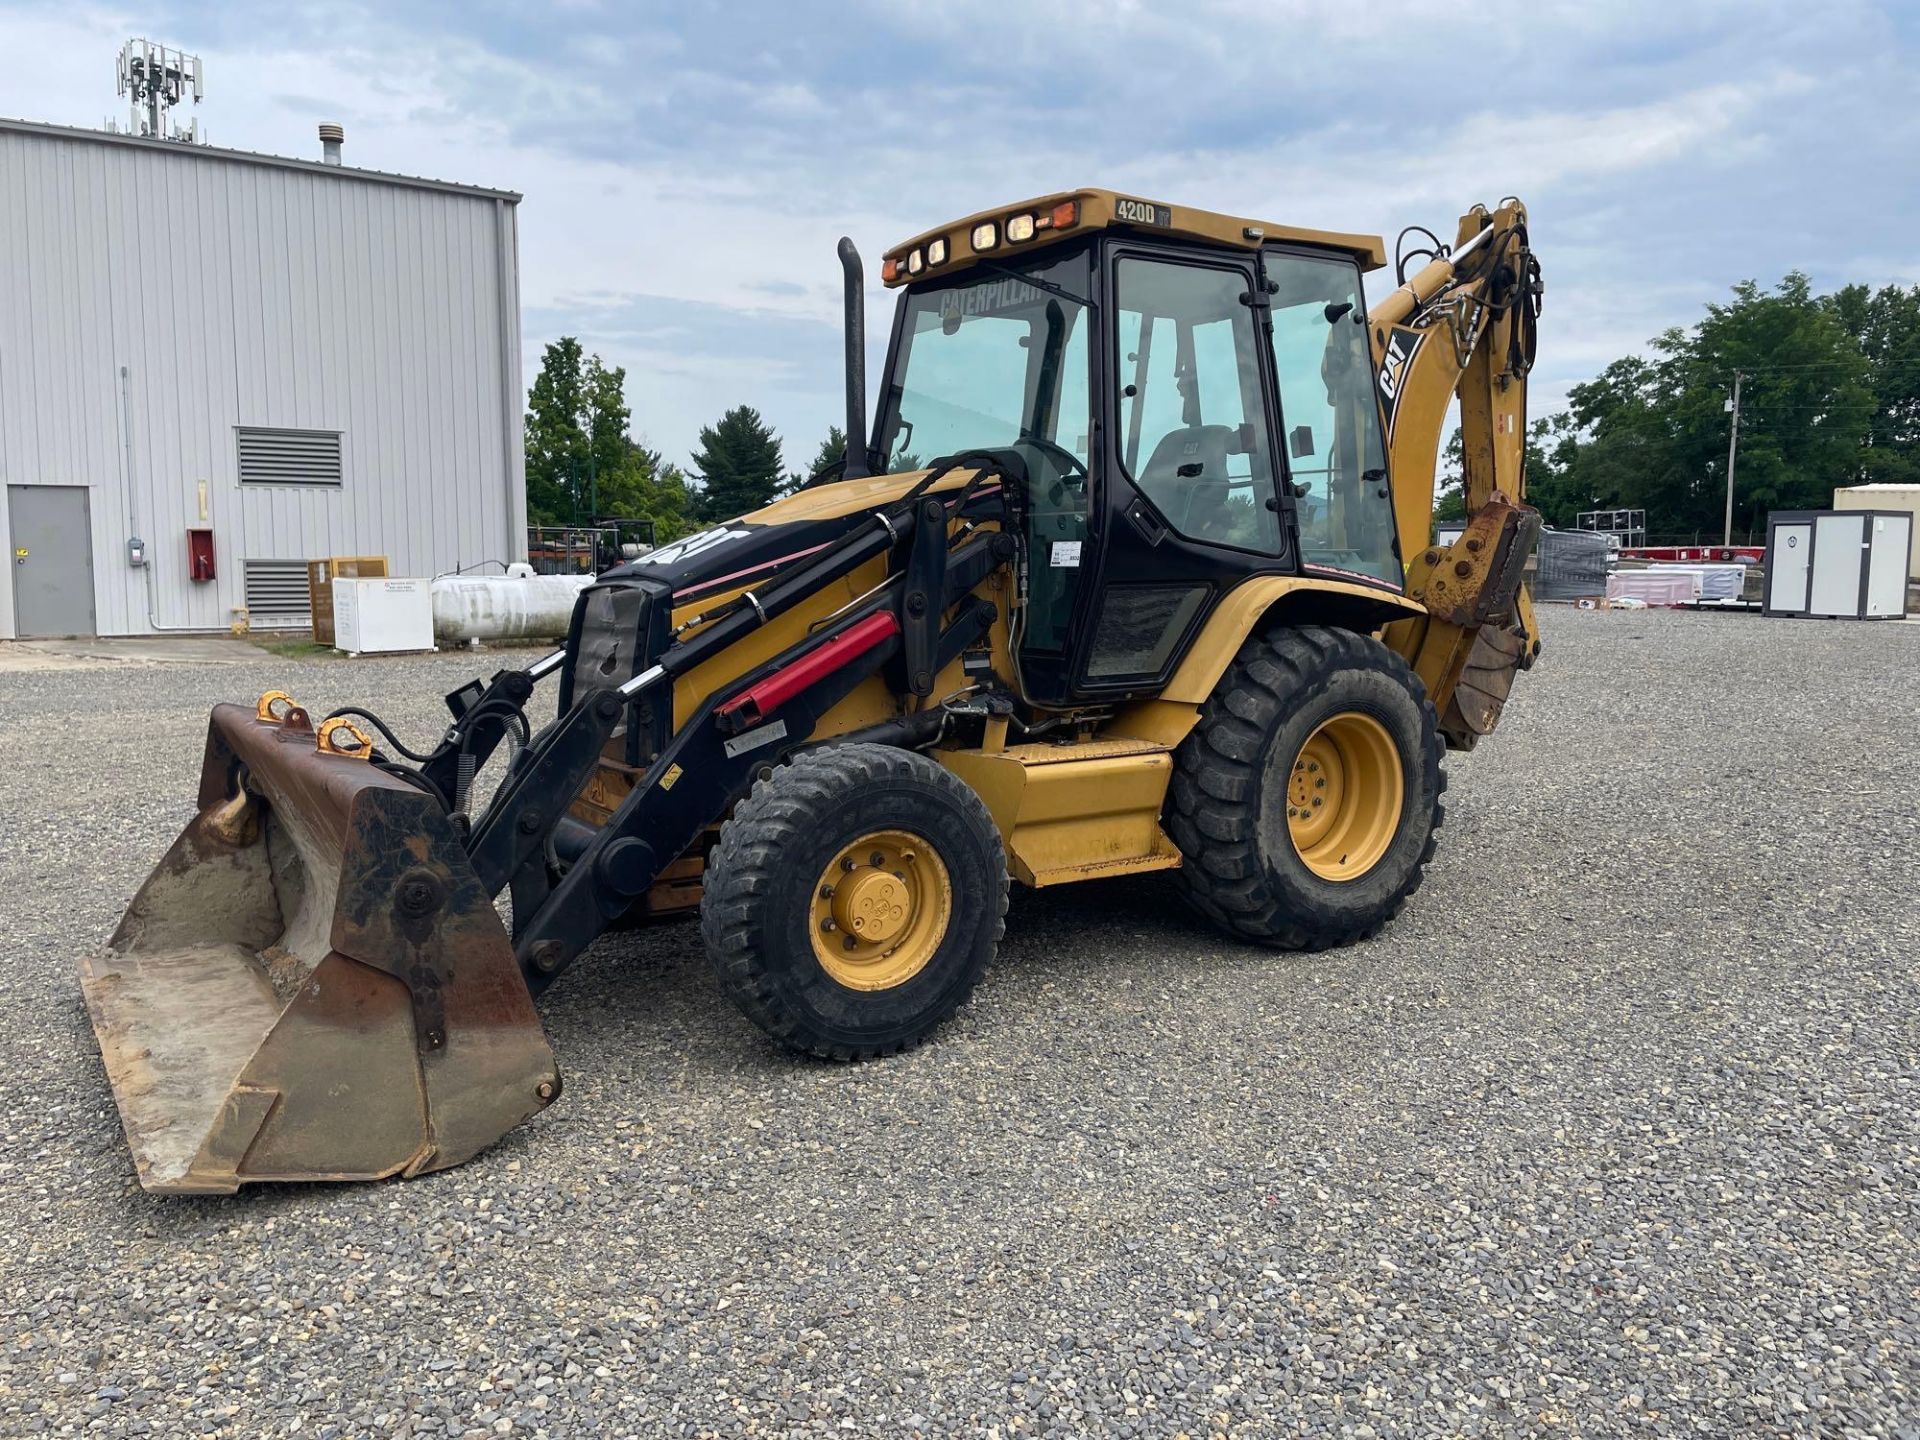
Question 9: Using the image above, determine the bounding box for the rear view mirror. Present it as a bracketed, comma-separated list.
[1289, 425, 1315, 459]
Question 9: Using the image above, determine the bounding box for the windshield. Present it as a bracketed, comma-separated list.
[875, 246, 1092, 473]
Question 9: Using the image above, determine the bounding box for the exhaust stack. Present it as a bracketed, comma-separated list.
[318, 122, 343, 165]
[837, 237, 871, 479]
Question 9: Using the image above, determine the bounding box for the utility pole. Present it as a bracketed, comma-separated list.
[1722, 370, 1743, 546]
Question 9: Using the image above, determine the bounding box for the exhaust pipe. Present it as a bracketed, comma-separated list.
[837, 237, 871, 479]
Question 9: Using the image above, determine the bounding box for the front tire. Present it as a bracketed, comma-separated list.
[701, 744, 1008, 1059]
[1167, 625, 1445, 949]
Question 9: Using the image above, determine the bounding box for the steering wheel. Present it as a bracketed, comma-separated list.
[1018, 434, 1089, 481]
[1013, 435, 1090, 508]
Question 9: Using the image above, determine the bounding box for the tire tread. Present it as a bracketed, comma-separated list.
[1167, 625, 1445, 950]
[700, 744, 1008, 1060]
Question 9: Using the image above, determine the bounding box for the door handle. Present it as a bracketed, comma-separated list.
[1126, 501, 1167, 546]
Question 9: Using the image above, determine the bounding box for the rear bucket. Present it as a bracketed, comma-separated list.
[80, 698, 559, 1193]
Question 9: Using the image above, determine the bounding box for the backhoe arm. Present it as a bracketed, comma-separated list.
[1372, 200, 1544, 748]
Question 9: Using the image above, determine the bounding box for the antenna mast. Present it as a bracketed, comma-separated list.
[113, 39, 206, 144]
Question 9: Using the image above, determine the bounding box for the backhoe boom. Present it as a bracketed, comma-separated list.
[1372, 201, 1545, 747]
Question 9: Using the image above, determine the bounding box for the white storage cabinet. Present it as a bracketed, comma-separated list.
[331, 576, 436, 653]
[1764, 510, 1912, 619]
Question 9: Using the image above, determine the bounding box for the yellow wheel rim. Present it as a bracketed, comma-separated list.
[1284, 711, 1405, 882]
[809, 830, 952, 991]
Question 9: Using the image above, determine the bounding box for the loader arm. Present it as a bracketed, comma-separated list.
[1370, 200, 1545, 748]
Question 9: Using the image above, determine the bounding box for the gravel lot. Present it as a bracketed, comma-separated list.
[2, 608, 1917, 1438]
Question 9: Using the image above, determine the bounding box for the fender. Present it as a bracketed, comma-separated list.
[1111, 576, 1425, 746]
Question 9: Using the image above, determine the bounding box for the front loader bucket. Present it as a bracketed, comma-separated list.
[79, 700, 559, 1193]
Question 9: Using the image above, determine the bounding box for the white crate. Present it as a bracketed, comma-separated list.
[331, 577, 435, 654]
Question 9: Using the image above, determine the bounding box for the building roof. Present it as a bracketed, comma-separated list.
[883, 186, 1387, 287]
[0, 115, 520, 203]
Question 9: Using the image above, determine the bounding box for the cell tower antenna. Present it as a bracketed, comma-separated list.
[113, 39, 207, 144]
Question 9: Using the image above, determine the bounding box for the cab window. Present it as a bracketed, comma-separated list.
[1113, 258, 1279, 554]
[1265, 253, 1399, 585]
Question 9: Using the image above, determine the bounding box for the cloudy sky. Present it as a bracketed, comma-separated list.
[4, 1, 1917, 474]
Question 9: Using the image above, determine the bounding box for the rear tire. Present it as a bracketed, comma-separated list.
[1167, 625, 1444, 949]
[701, 744, 1008, 1059]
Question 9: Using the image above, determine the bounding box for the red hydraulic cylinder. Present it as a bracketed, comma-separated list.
[715, 611, 901, 728]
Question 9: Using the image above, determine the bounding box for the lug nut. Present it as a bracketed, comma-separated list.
[843, 936, 858, 951]
[870, 851, 885, 867]
[536, 1080, 557, 1102]
[819, 884, 835, 900]
[821, 918, 836, 933]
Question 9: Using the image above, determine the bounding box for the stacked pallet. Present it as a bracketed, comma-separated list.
[1605, 571, 1696, 606]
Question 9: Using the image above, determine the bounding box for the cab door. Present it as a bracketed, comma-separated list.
[1258, 246, 1403, 588]
[1073, 241, 1294, 696]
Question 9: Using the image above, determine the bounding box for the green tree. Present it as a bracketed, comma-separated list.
[693, 405, 785, 520]
[524, 339, 700, 541]
[1524, 414, 1592, 526]
[1547, 274, 1874, 541]
[596, 439, 698, 545]
[1432, 417, 1570, 527]
[524, 337, 588, 526]
[776, 424, 849, 497]
[1829, 282, 1920, 486]
[1433, 427, 1467, 524]
[809, 424, 849, 478]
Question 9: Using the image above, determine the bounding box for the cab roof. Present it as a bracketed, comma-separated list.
[882, 187, 1387, 286]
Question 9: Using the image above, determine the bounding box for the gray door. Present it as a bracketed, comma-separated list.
[9, 485, 96, 637]
[1810, 512, 1866, 618]
[1767, 523, 1811, 612]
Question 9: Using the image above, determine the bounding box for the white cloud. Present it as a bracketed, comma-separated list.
[3, 0, 1914, 469]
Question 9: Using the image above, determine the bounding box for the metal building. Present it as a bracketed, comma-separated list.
[0, 116, 525, 639]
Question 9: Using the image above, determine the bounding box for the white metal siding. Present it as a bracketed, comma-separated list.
[0, 121, 525, 637]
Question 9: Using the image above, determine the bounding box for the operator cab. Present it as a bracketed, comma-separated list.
[870, 189, 1403, 705]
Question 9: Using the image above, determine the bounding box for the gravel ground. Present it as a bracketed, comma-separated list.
[1, 608, 1917, 1438]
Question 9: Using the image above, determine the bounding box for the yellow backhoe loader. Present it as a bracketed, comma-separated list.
[81, 189, 1542, 1192]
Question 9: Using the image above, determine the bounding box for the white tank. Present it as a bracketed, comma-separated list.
[431, 573, 593, 643]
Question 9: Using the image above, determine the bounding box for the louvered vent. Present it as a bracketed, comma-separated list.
[236, 427, 343, 486]
[243, 560, 311, 616]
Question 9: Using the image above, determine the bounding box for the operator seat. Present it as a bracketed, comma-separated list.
[1139, 424, 1237, 534]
